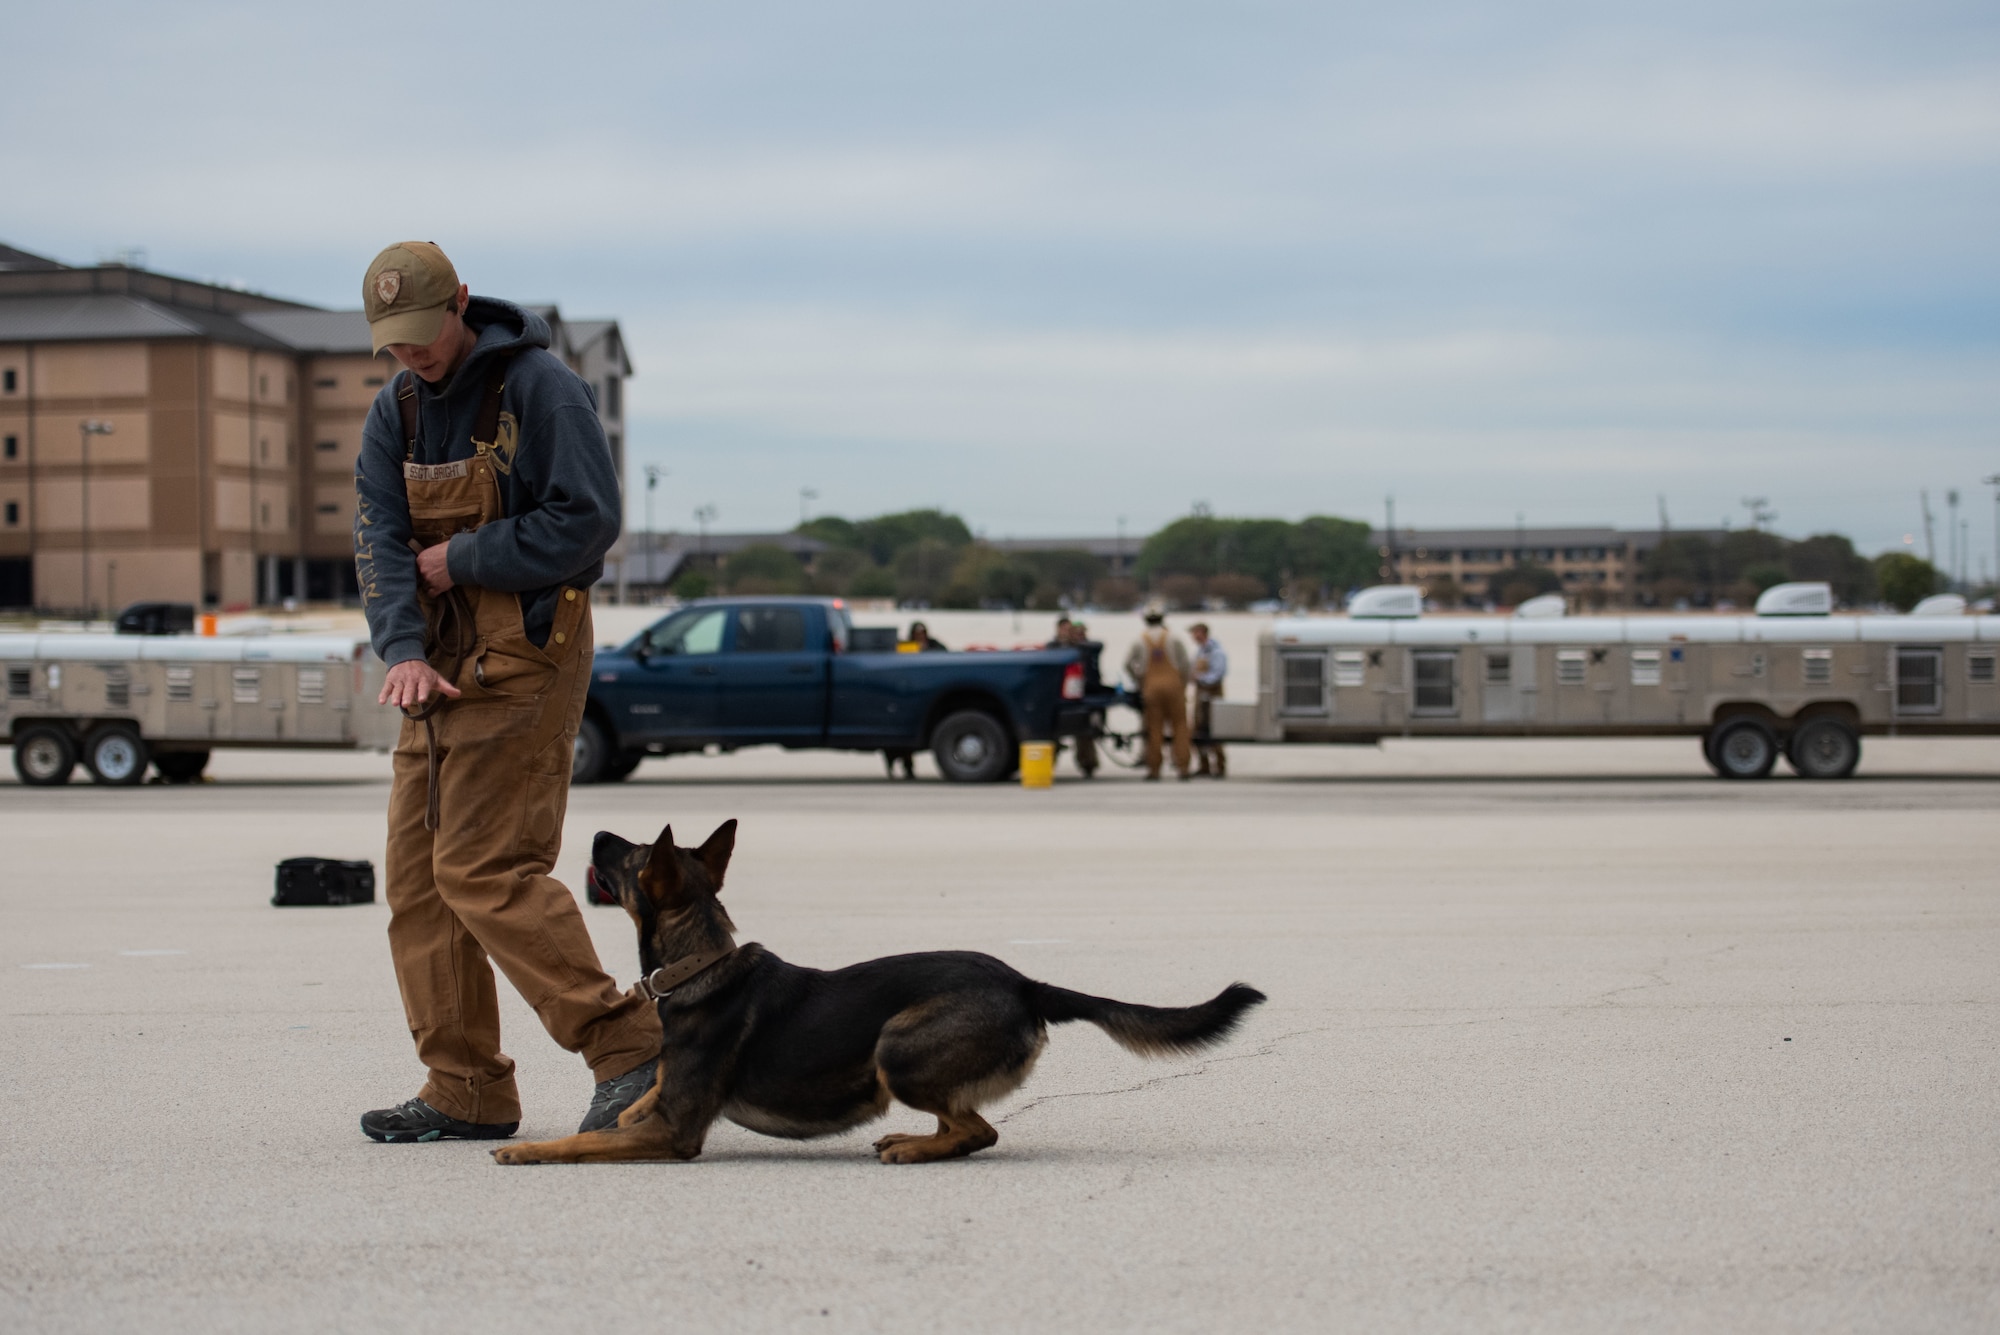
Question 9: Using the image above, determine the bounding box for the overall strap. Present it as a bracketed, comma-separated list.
[396, 372, 419, 461]
[395, 352, 516, 460]
[471, 352, 514, 451]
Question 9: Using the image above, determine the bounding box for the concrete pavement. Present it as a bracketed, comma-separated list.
[2, 739, 1996, 1332]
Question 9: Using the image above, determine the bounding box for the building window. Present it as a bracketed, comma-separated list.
[315, 378, 337, 389]
[2, 369, 14, 393]
[1331, 650, 1366, 688]
[1556, 649, 1587, 685]
[1631, 649, 1662, 686]
[3, 501, 16, 526]
[3, 435, 15, 459]
[363, 376, 385, 387]
[1484, 653, 1510, 685]
[1970, 653, 1996, 685]
[316, 503, 339, 514]
[603, 377, 621, 419]
[1802, 649, 1833, 685]
[316, 440, 338, 452]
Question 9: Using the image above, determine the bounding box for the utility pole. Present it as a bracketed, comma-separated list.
[1947, 489, 1961, 588]
[1116, 515, 1127, 580]
[694, 503, 717, 565]
[799, 487, 817, 528]
[644, 465, 664, 599]
[1920, 490, 1937, 568]
[1984, 474, 2000, 593]
[1740, 496, 1775, 531]
[77, 420, 114, 619]
[1384, 494, 1397, 582]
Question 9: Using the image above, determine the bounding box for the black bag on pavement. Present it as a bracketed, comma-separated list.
[273, 858, 376, 906]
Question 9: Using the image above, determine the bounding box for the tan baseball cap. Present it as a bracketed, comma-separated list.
[363, 241, 460, 354]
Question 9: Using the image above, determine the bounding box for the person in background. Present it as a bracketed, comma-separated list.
[1056, 616, 1100, 777]
[883, 748, 917, 781]
[1188, 621, 1228, 779]
[1123, 606, 1191, 781]
[908, 621, 947, 652]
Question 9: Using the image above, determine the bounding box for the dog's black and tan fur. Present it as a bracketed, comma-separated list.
[492, 819, 1265, 1166]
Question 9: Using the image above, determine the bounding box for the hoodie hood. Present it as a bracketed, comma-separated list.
[433, 296, 550, 398]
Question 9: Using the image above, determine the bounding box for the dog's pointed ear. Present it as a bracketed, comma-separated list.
[638, 824, 682, 905]
[696, 819, 737, 892]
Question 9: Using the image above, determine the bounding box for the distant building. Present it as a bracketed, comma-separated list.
[0, 243, 629, 612]
[1371, 526, 1730, 604]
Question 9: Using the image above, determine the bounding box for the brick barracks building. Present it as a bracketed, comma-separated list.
[0, 243, 628, 614]
[1373, 525, 1729, 606]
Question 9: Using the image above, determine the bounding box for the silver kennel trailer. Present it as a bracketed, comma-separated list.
[1223, 585, 2000, 778]
[2, 632, 397, 786]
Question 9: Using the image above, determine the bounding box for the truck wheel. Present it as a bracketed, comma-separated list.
[572, 715, 612, 785]
[13, 726, 77, 786]
[1786, 717, 1859, 780]
[931, 710, 1012, 783]
[83, 724, 149, 786]
[153, 751, 211, 784]
[1707, 718, 1777, 780]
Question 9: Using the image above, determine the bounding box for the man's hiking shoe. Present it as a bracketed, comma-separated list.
[361, 1097, 517, 1143]
[578, 1058, 660, 1133]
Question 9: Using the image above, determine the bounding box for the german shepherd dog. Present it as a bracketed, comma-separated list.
[492, 820, 1265, 1166]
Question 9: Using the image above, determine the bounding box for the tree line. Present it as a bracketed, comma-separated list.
[677, 508, 1953, 612]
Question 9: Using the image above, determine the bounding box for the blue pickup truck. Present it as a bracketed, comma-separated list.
[572, 598, 1100, 783]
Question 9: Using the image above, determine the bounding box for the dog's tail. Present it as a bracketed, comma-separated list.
[1029, 980, 1266, 1057]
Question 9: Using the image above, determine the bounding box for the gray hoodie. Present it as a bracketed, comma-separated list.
[354, 297, 621, 669]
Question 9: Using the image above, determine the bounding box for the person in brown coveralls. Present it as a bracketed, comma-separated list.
[351, 242, 661, 1143]
[1124, 605, 1192, 781]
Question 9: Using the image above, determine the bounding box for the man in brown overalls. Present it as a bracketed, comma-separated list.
[1123, 606, 1192, 781]
[352, 242, 660, 1143]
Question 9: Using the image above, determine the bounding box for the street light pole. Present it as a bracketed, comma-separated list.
[644, 465, 664, 598]
[78, 419, 114, 619]
[799, 487, 817, 528]
[1984, 475, 2000, 594]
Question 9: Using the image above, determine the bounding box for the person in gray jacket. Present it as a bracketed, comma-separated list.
[351, 241, 660, 1147]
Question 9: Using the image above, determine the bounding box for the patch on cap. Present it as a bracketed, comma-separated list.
[375, 270, 403, 306]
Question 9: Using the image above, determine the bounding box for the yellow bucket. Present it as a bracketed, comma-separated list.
[1019, 741, 1055, 788]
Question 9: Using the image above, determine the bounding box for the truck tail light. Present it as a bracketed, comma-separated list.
[1061, 661, 1085, 700]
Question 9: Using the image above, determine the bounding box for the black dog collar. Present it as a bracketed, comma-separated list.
[632, 947, 735, 1002]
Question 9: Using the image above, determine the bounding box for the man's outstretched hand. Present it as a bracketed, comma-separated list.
[380, 660, 462, 710]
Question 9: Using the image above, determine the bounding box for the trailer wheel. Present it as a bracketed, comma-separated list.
[1786, 717, 1859, 780]
[13, 726, 78, 786]
[83, 724, 149, 786]
[571, 715, 612, 784]
[1707, 718, 1777, 780]
[931, 710, 1012, 783]
[153, 751, 211, 784]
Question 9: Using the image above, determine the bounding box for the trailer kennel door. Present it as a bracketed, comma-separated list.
[1894, 646, 1943, 715]
[1279, 651, 1328, 716]
[1410, 650, 1457, 717]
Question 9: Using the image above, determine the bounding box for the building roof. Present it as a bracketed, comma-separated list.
[0, 293, 294, 350]
[240, 309, 375, 354]
[0, 243, 66, 273]
[563, 319, 632, 374]
[986, 537, 1137, 559]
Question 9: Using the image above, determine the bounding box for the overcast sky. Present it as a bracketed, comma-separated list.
[5, 1, 1997, 564]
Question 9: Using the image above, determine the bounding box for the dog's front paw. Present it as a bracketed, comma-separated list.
[492, 1144, 539, 1165]
[872, 1132, 922, 1153]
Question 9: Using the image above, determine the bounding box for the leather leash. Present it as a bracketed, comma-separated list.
[632, 947, 735, 1002]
